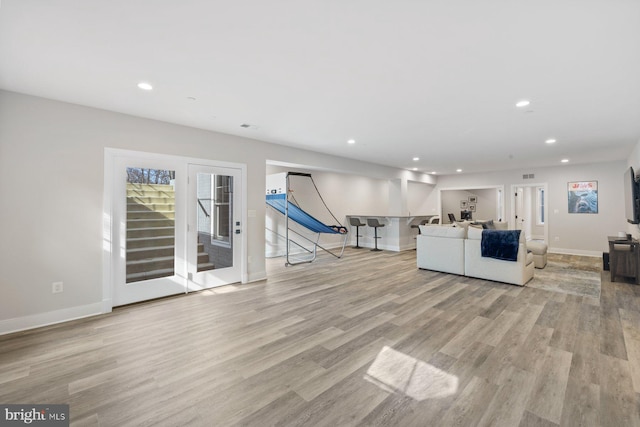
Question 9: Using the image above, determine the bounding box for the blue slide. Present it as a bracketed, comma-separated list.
[266, 194, 345, 234]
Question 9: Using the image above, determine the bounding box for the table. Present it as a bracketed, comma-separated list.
[608, 236, 640, 284]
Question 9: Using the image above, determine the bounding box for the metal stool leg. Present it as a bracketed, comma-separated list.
[371, 226, 382, 251]
[354, 225, 363, 249]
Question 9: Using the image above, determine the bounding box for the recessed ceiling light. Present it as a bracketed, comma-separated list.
[456, 169, 462, 173]
[515, 100, 530, 108]
[545, 139, 556, 144]
[347, 139, 356, 144]
[431, 171, 437, 175]
[412, 168, 418, 171]
[137, 82, 153, 91]
[413, 157, 420, 161]
[561, 159, 569, 163]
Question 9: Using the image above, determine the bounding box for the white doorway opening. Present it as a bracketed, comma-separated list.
[510, 183, 548, 243]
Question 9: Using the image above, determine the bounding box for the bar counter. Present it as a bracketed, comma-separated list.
[346, 215, 437, 251]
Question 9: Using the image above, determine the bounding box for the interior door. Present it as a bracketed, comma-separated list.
[522, 187, 533, 239]
[187, 164, 242, 290]
[515, 187, 524, 231]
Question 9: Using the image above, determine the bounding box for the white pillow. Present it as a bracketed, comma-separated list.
[467, 227, 483, 240]
[467, 227, 525, 243]
[422, 225, 465, 239]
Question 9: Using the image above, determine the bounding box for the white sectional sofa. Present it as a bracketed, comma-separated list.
[416, 224, 534, 286]
[464, 227, 534, 286]
[416, 226, 465, 275]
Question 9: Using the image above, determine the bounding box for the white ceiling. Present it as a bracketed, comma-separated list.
[1, 0, 639, 175]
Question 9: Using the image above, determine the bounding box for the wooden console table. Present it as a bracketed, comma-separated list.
[608, 236, 640, 284]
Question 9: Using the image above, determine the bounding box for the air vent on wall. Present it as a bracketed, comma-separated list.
[522, 173, 535, 179]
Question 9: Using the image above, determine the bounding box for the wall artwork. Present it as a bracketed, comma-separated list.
[468, 204, 476, 212]
[468, 196, 477, 203]
[568, 181, 598, 214]
[460, 200, 468, 209]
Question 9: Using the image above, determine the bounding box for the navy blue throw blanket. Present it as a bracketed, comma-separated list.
[481, 229, 521, 261]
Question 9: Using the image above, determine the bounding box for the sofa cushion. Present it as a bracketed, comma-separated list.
[527, 240, 548, 255]
[420, 225, 465, 239]
[526, 251, 534, 265]
[467, 227, 484, 240]
[472, 220, 495, 229]
[452, 220, 474, 237]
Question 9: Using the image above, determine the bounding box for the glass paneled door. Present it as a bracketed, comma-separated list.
[187, 164, 242, 290]
[107, 150, 245, 307]
[111, 154, 187, 306]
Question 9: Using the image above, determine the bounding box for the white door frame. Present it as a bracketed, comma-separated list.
[509, 182, 549, 243]
[103, 148, 247, 311]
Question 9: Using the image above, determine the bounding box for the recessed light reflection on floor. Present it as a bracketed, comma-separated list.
[365, 346, 458, 401]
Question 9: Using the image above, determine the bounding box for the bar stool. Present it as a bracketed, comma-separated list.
[411, 219, 430, 250]
[367, 218, 385, 251]
[410, 219, 430, 234]
[349, 217, 366, 249]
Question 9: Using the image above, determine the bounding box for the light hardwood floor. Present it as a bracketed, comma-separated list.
[1, 249, 639, 426]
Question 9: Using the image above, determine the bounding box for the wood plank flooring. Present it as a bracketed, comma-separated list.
[1, 249, 639, 426]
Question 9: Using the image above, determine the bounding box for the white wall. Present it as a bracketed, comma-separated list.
[408, 181, 437, 216]
[429, 161, 627, 255]
[441, 190, 471, 222]
[0, 90, 432, 332]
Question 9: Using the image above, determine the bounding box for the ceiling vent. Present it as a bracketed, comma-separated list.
[522, 173, 535, 179]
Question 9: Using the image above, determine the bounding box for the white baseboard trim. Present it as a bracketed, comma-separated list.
[0, 302, 106, 336]
[374, 243, 418, 252]
[399, 243, 417, 252]
[246, 270, 267, 283]
[102, 298, 113, 314]
[548, 247, 603, 257]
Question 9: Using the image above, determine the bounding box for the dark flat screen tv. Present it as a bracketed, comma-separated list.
[624, 166, 640, 224]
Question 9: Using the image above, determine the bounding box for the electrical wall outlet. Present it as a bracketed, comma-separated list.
[52, 282, 63, 294]
[554, 236, 560, 242]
